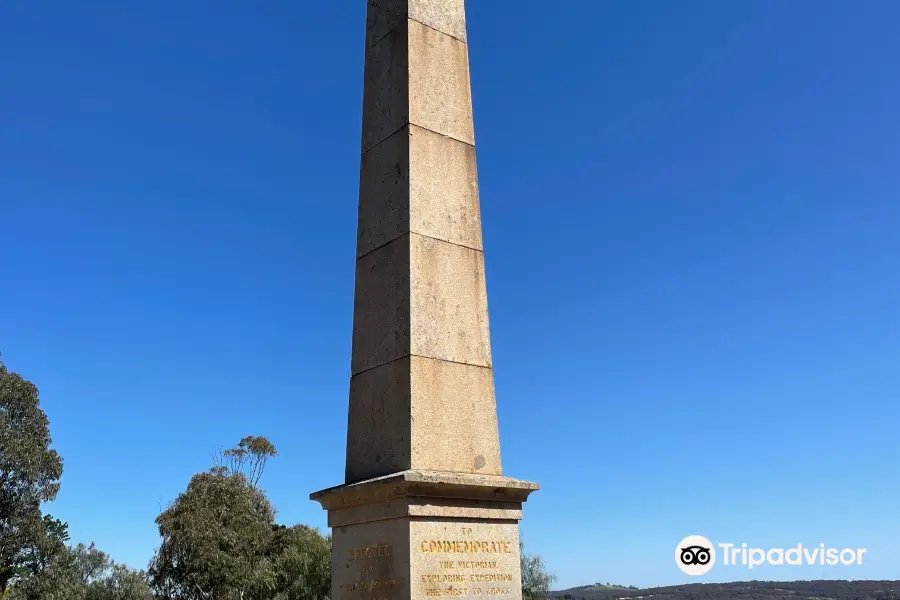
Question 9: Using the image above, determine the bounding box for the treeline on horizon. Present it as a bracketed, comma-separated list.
[1, 354, 557, 600]
[550, 580, 900, 600]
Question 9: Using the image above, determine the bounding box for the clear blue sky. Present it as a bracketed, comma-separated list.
[2, 0, 899, 590]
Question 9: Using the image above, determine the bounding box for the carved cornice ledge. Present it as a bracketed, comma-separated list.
[310, 470, 539, 527]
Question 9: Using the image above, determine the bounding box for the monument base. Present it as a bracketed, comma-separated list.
[311, 470, 539, 600]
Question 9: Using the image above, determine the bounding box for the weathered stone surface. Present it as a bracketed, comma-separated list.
[411, 519, 523, 600]
[346, 355, 500, 484]
[319, 472, 534, 600]
[409, 125, 483, 250]
[365, 0, 405, 47]
[410, 234, 492, 367]
[315, 2, 538, 599]
[358, 127, 411, 257]
[332, 519, 411, 600]
[346, 357, 413, 484]
[361, 17, 474, 153]
[351, 237, 410, 375]
[329, 499, 524, 529]
[408, 0, 467, 42]
[408, 20, 475, 145]
[350, 233, 492, 378]
[314, 471, 538, 509]
[361, 24, 409, 153]
[330, 517, 521, 600]
[410, 356, 500, 475]
[312, 470, 538, 523]
[358, 124, 483, 258]
[366, 0, 468, 47]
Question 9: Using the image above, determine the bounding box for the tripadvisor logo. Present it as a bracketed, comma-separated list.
[675, 536, 715, 576]
[675, 536, 867, 576]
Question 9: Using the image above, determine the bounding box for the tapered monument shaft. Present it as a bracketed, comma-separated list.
[347, 0, 500, 484]
[312, 5, 538, 600]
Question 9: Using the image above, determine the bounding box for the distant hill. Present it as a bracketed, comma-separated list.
[549, 580, 900, 600]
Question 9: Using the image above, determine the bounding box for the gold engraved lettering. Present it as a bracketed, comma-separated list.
[470, 574, 514, 583]
[347, 544, 392, 561]
[419, 540, 514, 554]
[418, 534, 515, 599]
[422, 574, 467, 584]
[443, 586, 468, 597]
[457, 561, 497, 569]
[341, 578, 398, 593]
[369, 579, 398, 591]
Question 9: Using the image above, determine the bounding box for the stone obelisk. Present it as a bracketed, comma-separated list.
[312, 2, 538, 600]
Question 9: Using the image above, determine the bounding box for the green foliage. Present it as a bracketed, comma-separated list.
[14, 515, 70, 583]
[270, 525, 331, 600]
[0, 357, 328, 600]
[149, 470, 278, 599]
[86, 562, 156, 600]
[8, 543, 152, 600]
[219, 435, 279, 488]
[0, 355, 64, 592]
[150, 438, 331, 600]
[521, 541, 556, 600]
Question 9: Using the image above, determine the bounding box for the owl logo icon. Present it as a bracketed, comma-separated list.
[675, 536, 715, 575]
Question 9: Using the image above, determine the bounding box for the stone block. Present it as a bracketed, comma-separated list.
[332, 518, 411, 600]
[410, 519, 523, 600]
[351, 237, 411, 375]
[346, 357, 413, 484]
[410, 234, 492, 367]
[362, 19, 474, 152]
[358, 127, 411, 257]
[409, 125, 483, 250]
[410, 356, 501, 475]
[331, 517, 522, 600]
[346, 354, 501, 483]
[357, 124, 483, 258]
[366, 0, 468, 47]
[361, 24, 409, 153]
[408, 20, 475, 145]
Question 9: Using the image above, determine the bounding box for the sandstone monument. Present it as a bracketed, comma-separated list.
[311, 2, 539, 600]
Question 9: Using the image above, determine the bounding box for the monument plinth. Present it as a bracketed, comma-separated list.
[312, 2, 538, 600]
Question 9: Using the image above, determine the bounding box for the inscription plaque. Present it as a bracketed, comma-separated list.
[412, 520, 522, 600]
[334, 520, 409, 600]
[332, 518, 524, 600]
